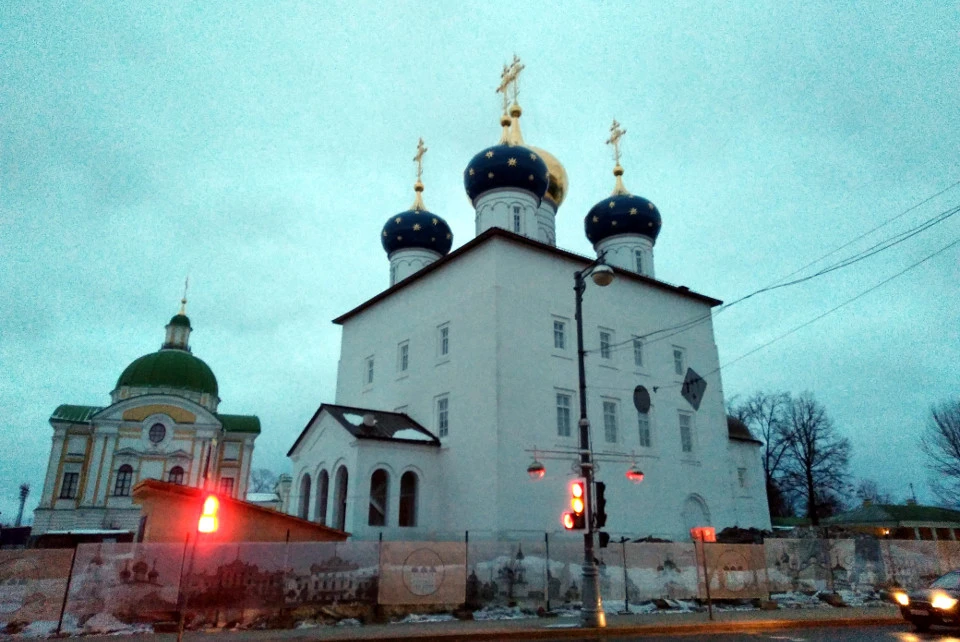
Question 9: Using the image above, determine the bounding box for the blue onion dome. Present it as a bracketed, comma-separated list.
[381, 180, 453, 256]
[464, 114, 550, 204]
[585, 164, 662, 245]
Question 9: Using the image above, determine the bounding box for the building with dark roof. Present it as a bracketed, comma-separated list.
[32, 299, 261, 539]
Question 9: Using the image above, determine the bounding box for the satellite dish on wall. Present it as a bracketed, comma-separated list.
[633, 386, 651, 414]
[362, 413, 377, 427]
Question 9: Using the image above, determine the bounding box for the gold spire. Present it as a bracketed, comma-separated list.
[179, 276, 189, 315]
[496, 55, 525, 145]
[606, 119, 630, 195]
[411, 138, 427, 211]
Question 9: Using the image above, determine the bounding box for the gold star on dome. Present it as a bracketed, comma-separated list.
[468, 168, 475, 176]
[382, 230, 387, 237]
[629, 208, 638, 215]
[446, 233, 451, 239]
[508, 158, 517, 166]
[397, 235, 404, 240]
[592, 216, 599, 223]
[488, 172, 495, 178]
[431, 237, 436, 242]
[611, 220, 617, 226]
[648, 202, 655, 209]
[648, 222, 653, 227]
[413, 223, 421, 231]
[432, 218, 438, 225]
[608, 201, 616, 208]
[485, 151, 494, 159]
[530, 153, 537, 161]
[395, 217, 402, 224]
[528, 174, 534, 181]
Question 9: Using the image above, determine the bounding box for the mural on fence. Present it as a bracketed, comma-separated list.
[623, 543, 700, 601]
[701, 543, 768, 599]
[379, 542, 465, 606]
[0, 549, 74, 626]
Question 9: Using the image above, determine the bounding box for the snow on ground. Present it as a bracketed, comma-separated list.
[392, 613, 458, 624]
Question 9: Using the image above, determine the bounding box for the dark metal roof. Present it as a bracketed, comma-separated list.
[50, 404, 102, 424]
[287, 403, 440, 456]
[727, 416, 762, 444]
[332, 228, 722, 325]
[217, 414, 261, 434]
[825, 503, 960, 526]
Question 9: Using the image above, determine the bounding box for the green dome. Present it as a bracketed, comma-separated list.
[116, 349, 218, 396]
[168, 313, 191, 328]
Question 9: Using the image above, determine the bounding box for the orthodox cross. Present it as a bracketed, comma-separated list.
[606, 119, 627, 165]
[413, 137, 427, 182]
[179, 276, 189, 314]
[496, 55, 524, 112]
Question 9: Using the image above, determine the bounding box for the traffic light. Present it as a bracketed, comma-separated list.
[562, 478, 588, 531]
[198, 494, 220, 533]
[598, 531, 610, 549]
[595, 481, 607, 528]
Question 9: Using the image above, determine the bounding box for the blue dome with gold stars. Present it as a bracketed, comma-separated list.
[382, 208, 453, 256]
[464, 144, 550, 204]
[585, 192, 662, 246]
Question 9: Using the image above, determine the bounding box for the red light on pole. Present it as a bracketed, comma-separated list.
[198, 494, 219, 533]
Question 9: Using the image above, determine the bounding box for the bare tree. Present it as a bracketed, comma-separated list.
[921, 399, 960, 507]
[729, 391, 793, 516]
[779, 392, 851, 525]
[850, 478, 892, 507]
[250, 468, 278, 493]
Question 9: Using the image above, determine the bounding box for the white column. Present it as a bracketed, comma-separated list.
[39, 430, 67, 507]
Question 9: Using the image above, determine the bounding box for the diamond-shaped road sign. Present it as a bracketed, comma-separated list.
[681, 368, 707, 411]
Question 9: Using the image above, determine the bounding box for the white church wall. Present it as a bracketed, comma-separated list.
[289, 412, 358, 524]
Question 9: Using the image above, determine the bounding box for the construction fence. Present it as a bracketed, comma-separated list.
[1, 537, 956, 629]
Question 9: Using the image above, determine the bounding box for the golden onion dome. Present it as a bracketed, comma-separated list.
[528, 146, 568, 207]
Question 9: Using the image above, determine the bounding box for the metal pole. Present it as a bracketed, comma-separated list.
[621, 538, 629, 614]
[544, 532, 551, 613]
[574, 268, 605, 628]
[55, 546, 79, 634]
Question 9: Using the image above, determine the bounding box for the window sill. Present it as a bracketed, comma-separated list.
[552, 352, 573, 361]
[395, 373, 409, 381]
[599, 363, 619, 371]
[680, 457, 701, 466]
[435, 358, 450, 366]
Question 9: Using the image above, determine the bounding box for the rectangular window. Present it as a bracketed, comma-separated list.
[365, 356, 375, 385]
[438, 324, 450, 357]
[738, 467, 748, 488]
[223, 442, 240, 461]
[679, 412, 694, 453]
[59, 472, 79, 499]
[638, 412, 651, 448]
[556, 393, 572, 437]
[553, 320, 566, 350]
[599, 330, 612, 359]
[436, 396, 449, 438]
[513, 212, 522, 233]
[632, 337, 644, 368]
[219, 477, 235, 496]
[398, 341, 409, 372]
[635, 249, 643, 274]
[603, 400, 618, 443]
[673, 347, 686, 376]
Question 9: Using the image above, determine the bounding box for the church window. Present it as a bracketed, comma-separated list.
[114, 465, 134, 496]
[59, 472, 79, 499]
[436, 396, 449, 437]
[553, 320, 566, 350]
[673, 346, 686, 376]
[365, 356, 374, 385]
[635, 249, 643, 274]
[513, 206, 522, 233]
[168, 466, 185, 484]
[149, 423, 166, 444]
[638, 412, 651, 448]
[399, 471, 418, 527]
[299, 473, 312, 519]
[398, 341, 409, 372]
[219, 477, 235, 496]
[632, 337, 644, 368]
[368, 469, 389, 527]
[679, 412, 694, 453]
[603, 400, 619, 443]
[556, 393, 572, 437]
[738, 467, 748, 488]
[223, 442, 240, 461]
[599, 330, 612, 359]
[317, 469, 329, 525]
[438, 324, 449, 357]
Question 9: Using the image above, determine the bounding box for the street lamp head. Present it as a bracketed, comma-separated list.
[527, 458, 546, 480]
[626, 465, 645, 484]
[591, 264, 614, 287]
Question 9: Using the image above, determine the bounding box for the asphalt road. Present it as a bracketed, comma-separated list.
[597, 624, 960, 641]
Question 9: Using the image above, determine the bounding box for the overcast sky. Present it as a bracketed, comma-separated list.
[2, 2, 958, 523]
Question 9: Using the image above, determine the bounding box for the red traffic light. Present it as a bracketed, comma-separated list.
[562, 478, 588, 531]
[198, 494, 220, 533]
[562, 512, 576, 529]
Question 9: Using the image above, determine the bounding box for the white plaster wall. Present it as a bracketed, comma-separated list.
[535, 201, 557, 246]
[474, 189, 539, 240]
[389, 247, 441, 285]
[289, 413, 358, 524]
[595, 234, 655, 278]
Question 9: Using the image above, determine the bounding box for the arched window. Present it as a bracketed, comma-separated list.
[168, 466, 185, 485]
[399, 471, 418, 527]
[114, 465, 134, 497]
[681, 494, 711, 533]
[333, 466, 348, 531]
[368, 469, 389, 526]
[316, 470, 329, 525]
[299, 473, 312, 520]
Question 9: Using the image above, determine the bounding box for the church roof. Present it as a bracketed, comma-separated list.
[333, 227, 722, 325]
[727, 416, 762, 444]
[116, 349, 219, 396]
[825, 503, 960, 526]
[287, 404, 440, 456]
[50, 404, 102, 424]
[217, 413, 261, 434]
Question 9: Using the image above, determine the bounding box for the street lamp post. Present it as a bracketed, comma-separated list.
[573, 254, 614, 628]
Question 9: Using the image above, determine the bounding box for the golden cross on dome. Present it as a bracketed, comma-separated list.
[413, 137, 427, 182]
[606, 119, 627, 166]
[496, 55, 523, 112]
[179, 276, 189, 314]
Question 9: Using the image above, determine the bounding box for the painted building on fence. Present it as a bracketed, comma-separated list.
[32, 300, 261, 537]
[286, 64, 771, 542]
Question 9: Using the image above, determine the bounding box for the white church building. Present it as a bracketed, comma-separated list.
[286, 65, 770, 542]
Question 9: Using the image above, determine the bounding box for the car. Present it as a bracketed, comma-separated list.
[894, 570, 960, 632]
